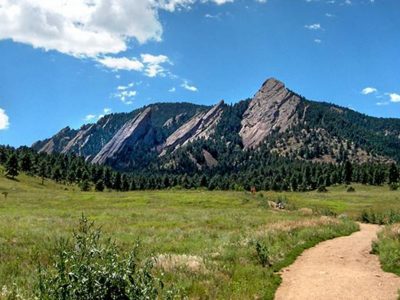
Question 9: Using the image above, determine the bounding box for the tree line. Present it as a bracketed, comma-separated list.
[1, 145, 399, 192]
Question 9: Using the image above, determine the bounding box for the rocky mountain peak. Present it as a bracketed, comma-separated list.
[239, 77, 302, 149]
[260, 77, 286, 92]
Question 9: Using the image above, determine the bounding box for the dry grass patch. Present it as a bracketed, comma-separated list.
[155, 254, 208, 274]
[254, 216, 340, 237]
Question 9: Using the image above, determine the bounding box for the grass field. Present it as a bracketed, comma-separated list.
[0, 171, 399, 299]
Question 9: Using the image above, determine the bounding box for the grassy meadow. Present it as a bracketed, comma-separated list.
[0, 170, 399, 299]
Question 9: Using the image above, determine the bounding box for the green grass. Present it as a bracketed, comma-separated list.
[1, 172, 398, 299]
[372, 224, 400, 276]
[262, 184, 400, 218]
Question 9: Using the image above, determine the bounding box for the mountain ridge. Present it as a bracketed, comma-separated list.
[32, 78, 400, 171]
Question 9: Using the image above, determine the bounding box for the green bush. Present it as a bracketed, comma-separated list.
[347, 186, 355, 193]
[36, 216, 165, 299]
[317, 185, 328, 193]
[255, 241, 271, 267]
[79, 180, 91, 192]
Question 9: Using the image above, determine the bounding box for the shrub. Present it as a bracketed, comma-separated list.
[347, 186, 355, 193]
[314, 207, 337, 217]
[255, 241, 271, 267]
[317, 185, 328, 193]
[360, 209, 400, 225]
[389, 184, 398, 191]
[36, 216, 165, 299]
[79, 180, 91, 192]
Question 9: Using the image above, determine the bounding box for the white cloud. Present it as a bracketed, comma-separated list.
[210, 0, 234, 4]
[305, 23, 322, 30]
[169, 87, 176, 92]
[0, 108, 10, 130]
[84, 114, 97, 122]
[103, 108, 112, 114]
[0, 0, 163, 58]
[0, 0, 236, 58]
[314, 39, 322, 43]
[155, 0, 195, 12]
[114, 84, 137, 104]
[388, 93, 400, 103]
[98, 54, 171, 77]
[361, 87, 378, 95]
[141, 53, 171, 77]
[181, 80, 198, 92]
[376, 101, 389, 106]
[97, 56, 144, 71]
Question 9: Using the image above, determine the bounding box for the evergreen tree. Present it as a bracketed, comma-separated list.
[113, 173, 122, 191]
[80, 180, 91, 191]
[388, 163, 399, 184]
[5, 153, 19, 179]
[343, 161, 353, 184]
[121, 174, 129, 191]
[38, 161, 47, 185]
[103, 168, 112, 189]
[95, 179, 105, 192]
[20, 153, 32, 173]
[52, 167, 62, 183]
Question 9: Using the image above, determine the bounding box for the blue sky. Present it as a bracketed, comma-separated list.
[0, 0, 399, 147]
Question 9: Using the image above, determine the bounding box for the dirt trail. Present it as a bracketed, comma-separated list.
[275, 223, 400, 300]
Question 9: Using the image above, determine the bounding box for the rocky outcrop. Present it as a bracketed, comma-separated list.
[203, 150, 218, 168]
[163, 113, 187, 128]
[91, 108, 152, 165]
[61, 124, 94, 155]
[33, 127, 77, 154]
[239, 78, 301, 149]
[159, 101, 225, 155]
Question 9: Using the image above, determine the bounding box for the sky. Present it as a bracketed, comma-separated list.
[0, 0, 399, 147]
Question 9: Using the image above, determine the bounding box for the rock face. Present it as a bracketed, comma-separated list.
[163, 113, 187, 128]
[33, 127, 77, 154]
[239, 78, 301, 149]
[61, 124, 94, 155]
[92, 108, 152, 165]
[159, 101, 225, 155]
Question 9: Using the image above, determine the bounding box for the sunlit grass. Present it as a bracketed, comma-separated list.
[1, 171, 397, 298]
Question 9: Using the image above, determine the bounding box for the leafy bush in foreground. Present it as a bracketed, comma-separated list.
[36, 216, 165, 300]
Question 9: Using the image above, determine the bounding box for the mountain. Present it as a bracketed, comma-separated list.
[32, 78, 400, 173]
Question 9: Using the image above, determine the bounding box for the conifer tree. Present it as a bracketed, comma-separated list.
[388, 163, 399, 184]
[343, 161, 353, 184]
[95, 179, 105, 192]
[5, 153, 19, 179]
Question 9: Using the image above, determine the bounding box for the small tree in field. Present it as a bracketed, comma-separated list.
[5, 153, 19, 179]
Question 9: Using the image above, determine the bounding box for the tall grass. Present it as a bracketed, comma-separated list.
[359, 209, 400, 225]
[372, 224, 400, 276]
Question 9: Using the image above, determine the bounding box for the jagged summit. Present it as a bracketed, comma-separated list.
[239, 77, 301, 149]
[260, 77, 286, 90]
